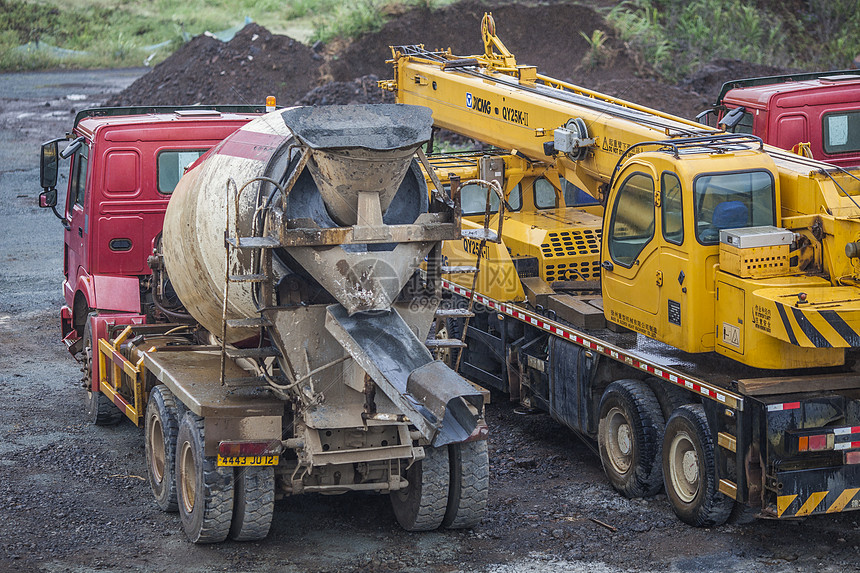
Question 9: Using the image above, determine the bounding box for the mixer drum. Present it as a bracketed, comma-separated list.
[161, 105, 432, 342]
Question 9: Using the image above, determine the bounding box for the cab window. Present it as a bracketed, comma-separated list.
[459, 182, 521, 215]
[157, 149, 207, 194]
[727, 110, 754, 135]
[70, 144, 89, 209]
[534, 177, 557, 209]
[561, 175, 599, 207]
[694, 170, 774, 244]
[823, 111, 860, 154]
[661, 172, 683, 245]
[607, 172, 655, 267]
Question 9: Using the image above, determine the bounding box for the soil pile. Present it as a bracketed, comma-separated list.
[108, 2, 794, 121]
[107, 23, 322, 106]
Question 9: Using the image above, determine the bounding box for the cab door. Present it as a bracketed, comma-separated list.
[64, 142, 90, 298]
[600, 163, 660, 337]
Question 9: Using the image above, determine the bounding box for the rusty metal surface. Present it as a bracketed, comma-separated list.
[406, 360, 484, 446]
[142, 350, 284, 418]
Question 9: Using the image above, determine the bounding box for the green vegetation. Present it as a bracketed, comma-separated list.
[0, 0, 455, 71]
[606, 0, 860, 81]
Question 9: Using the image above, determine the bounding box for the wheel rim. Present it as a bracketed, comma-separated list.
[179, 441, 196, 513]
[669, 429, 700, 503]
[148, 414, 165, 484]
[605, 406, 633, 474]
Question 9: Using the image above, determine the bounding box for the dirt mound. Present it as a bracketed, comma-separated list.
[296, 74, 393, 106]
[107, 2, 793, 122]
[107, 23, 323, 106]
[326, 1, 627, 84]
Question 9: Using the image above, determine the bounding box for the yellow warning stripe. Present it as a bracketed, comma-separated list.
[778, 488, 860, 517]
[826, 488, 860, 513]
[777, 494, 797, 517]
[795, 491, 828, 516]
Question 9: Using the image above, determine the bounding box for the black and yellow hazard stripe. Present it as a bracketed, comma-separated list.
[777, 487, 860, 517]
[773, 302, 860, 348]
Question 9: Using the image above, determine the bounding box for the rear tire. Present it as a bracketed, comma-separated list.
[82, 314, 122, 426]
[230, 466, 275, 541]
[177, 412, 234, 543]
[443, 439, 489, 529]
[145, 385, 180, 512]
[662, 404, 733, 527]
[597, 379, 664, 498]
[391, 445, 450, 531]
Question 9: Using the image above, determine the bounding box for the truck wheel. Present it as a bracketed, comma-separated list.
[82, 314, 123, 426]
[229, 466, 275, 541]
[145, 385, 180, 512]
[177, 412, 234, 543]
[443, 439, 489, 529]
[391, 445, 450, 531]
[597, 380, 664, 498]
[662, 404, 733, 527]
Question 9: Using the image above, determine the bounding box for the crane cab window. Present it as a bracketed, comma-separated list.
[694, 170, 774, 244]
[726, 110, 754, 134]
[157, 149, 207, 194]
[607, 172, 655, 267]
[459, 182, 521, 216]
[661, 172, 683, 245]
[535, 177, 557, 209]
[823, 111, 860, 154]
[561, 175, 599, 207]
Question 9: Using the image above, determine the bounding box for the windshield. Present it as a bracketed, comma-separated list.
[694, 170, 775, 244]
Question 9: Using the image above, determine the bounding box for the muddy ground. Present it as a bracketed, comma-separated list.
[2, 2, 860, 571]
[2, 71, 860, 573]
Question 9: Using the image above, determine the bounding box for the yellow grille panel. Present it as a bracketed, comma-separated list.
[541, 229, 602, 282]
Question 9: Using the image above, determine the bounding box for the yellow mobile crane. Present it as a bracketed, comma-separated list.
[382, 14, 860, 526]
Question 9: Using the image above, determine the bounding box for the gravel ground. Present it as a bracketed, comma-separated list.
[2, 69, 860, 573]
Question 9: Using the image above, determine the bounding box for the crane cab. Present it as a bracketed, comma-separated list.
[600, 140, 782, 355]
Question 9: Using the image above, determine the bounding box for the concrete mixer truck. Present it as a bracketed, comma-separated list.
[37, 103, 489, 543]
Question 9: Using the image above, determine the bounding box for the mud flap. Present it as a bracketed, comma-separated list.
[325, 304, 482, 446]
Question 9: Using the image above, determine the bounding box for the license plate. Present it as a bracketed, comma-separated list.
[217, 455, 279, 467]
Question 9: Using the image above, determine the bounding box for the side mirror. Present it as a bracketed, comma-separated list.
[719, 106, 746, 130]
[40, 139, 60, 190]
[39, 188, 58, 208]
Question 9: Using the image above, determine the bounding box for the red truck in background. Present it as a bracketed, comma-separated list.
[38, 105, 263, 420]
[698, 71, 860, 167]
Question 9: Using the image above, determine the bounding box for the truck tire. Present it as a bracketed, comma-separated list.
[597, 379, 664, 498]
[662, 404, 733, 527]
[229, 466, 275, 541]
[443, 439, 489, 529]
[391, 445, 450, 531]
[177, 412, 234, 543]
[145, 385, 180, 512]
[82, 314, 123, 426]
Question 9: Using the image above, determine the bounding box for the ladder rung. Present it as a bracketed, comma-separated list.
[226, 236, 281, 249]
[228, 274, 267, 283]
[441, 265, 478, 274]
[226, 317, 272, 328]
[434, 308, 475, 318]
[461, 228, 499, 242]
[225, 346, 281, 359]
[425, 339, 467, 348]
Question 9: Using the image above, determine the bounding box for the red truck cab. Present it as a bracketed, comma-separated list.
[39, 106, 263, 352]
[701, 71, 860, 167]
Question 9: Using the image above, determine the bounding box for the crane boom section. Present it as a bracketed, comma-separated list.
[384, 48, 713, 195]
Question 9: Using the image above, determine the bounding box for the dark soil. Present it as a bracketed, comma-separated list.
[108, 1, 794, 121]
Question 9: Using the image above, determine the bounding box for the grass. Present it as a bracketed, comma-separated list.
[606, 0, 860, 81]
[0, 0, 454, 71]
